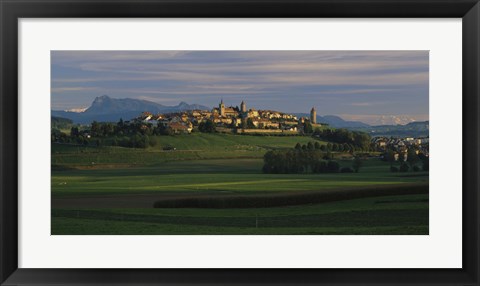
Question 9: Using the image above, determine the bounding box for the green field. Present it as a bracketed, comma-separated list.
[51, 133, 429, 235]
[52, 133, 324, 167]
[52, 194, 428, 235]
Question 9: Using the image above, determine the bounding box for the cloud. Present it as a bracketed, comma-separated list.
[52, 50, 191, 64]
[63, 51, 427, 86]
[350, 102, 375, 107]
[51, 87, 98, 92]
[51, 50, 429, 115]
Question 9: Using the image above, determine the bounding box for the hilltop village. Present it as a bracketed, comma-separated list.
[52, 99, 429, 163]
[136, 100, 320, 135]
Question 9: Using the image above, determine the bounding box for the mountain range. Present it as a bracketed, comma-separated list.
[350, 121, 429, 138]
[294, 113, 370, 128]
[52, 96, 429, 137]
[368, 115, 418, 126]
[52, 95, 210, 124]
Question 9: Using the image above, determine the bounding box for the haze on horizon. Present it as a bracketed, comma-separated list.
[51, 50, 429, 124]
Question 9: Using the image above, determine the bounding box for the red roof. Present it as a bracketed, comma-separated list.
[168, 122, 188, 130]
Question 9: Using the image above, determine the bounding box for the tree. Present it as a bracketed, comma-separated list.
[295, 143, 302, 150]
[418, 152, 428, 161]
[240, 119, 248, 129]
[307, 142, 314, 150]
[327, 143, 333, 151]
[353, 133, 371, 150]
[70, 127, 79, 137]
[263, 149, 342, 174]
[157, 124, 173, 136]
[397, 151, 405, 163]
[332, 143, 339, 152]
[383, 150, 396, 166]
[320, 145, 326, 151]
[406, 148, 419, 168]
[348, 144, 355, 154]
[90, 121, 100, 137]
[303, 122, 313, 134]
[338, 144, 344, 152]
[315, 128, 371, 150]
[314, 142, 321, 150]
[352, 156, 364, 173]
[247, 118, 256, 129]
[198, 119, 216, 133]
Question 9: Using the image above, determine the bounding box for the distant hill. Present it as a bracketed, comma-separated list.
[320, 115, 370, 128]
[351, 121, 429, 137]
[51, 95, 210, 124]
[294, 113, 428, 137]
[294, 113, 370, 128]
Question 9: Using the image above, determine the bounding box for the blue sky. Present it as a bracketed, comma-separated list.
[51, 51, 428, 121]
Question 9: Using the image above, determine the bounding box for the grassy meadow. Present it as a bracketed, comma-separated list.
[51, 133, 429, 235]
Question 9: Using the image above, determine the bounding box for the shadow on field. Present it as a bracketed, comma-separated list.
[153, 183, 428, 209]
[52, 208, 428, 229]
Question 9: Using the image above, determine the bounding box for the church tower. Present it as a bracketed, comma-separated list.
[310, 107, 317, 124]
[240, 101, 247, 113]
[219, 99, 225, 116]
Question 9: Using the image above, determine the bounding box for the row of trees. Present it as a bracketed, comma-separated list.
[262, 149, 364, 174]
[382, 148, 429, 172]
[52, 128, 157, 149]
[89, 119, 169, 137]
[313, 128, 371, 150]
[53, 119, 176, 148]
[294, 141, 367, 153]
[66, 120, 162, 139]
[263, 149, 340, 174]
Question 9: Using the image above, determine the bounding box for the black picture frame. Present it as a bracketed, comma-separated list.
[1, 0, 479, 285]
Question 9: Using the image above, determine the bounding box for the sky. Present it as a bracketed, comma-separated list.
[51, 51, 429, 122]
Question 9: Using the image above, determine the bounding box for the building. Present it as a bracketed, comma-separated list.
[310, 107, 317, 124]
[213, 99, 238, 117]
[219, 99, 225, 116]
[241, 101, 247, 113]
[168, 122, 190, 134]
[223, 107, 237, 117]
[248, 109, 259, 118]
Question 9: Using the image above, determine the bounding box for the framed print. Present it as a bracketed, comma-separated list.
[1, 0, 479, 285]
[49, 50, 431, 236]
